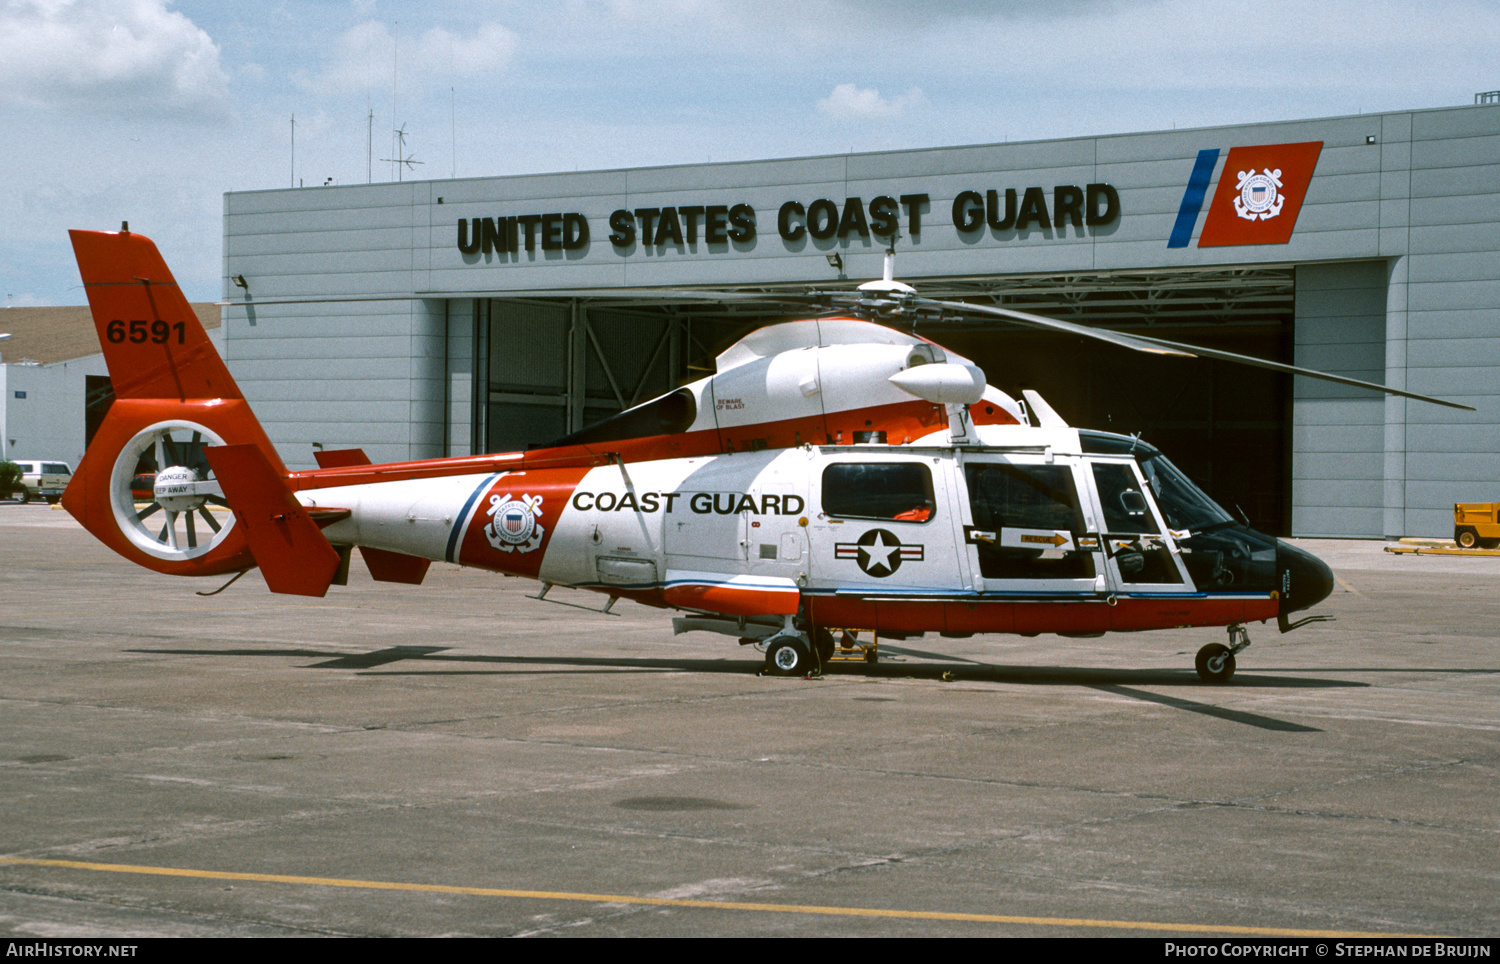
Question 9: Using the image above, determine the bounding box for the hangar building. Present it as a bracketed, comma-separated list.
[1, 305, 221, 470]
[220, 101, 1500, 539]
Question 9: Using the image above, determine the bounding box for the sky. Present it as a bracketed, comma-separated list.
[1, 0, 1496, 306]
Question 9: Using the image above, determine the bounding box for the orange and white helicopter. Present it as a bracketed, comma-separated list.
[62, 227, 1471, 683]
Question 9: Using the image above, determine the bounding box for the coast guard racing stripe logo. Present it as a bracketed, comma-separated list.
[1168, 141, 1322, 248]
[836, 528, 924, 578]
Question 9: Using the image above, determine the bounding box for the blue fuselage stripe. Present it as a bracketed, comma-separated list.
[446, 473, 500, 563]
[1167, 148, 1221, 248]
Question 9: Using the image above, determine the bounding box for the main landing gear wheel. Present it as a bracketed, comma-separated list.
[765, 636, 816, 677]
[813, 628, 835, 664]
[1195, 643, 1236, 684]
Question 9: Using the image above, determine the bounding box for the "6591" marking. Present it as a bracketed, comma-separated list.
[107, 319, 186, 344]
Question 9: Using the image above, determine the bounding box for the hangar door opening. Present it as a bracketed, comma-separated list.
[935, 267, 1295, 536]
[476, 266, 1296, 535]
[476, 297, 743, 456]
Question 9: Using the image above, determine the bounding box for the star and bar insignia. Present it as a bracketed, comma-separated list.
[835, 528, 924, 577]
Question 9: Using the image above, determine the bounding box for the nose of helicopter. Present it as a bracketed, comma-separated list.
[1276, 540, 1335, 613]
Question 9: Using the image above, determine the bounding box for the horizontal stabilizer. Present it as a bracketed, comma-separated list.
[307, 450, 428, 582]
[307, 506, 353, 526]
[314, 448, 372, 469]
[359, 547, 431, 585]
[205, 444, 341, 597]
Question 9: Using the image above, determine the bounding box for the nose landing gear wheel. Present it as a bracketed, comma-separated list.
[1195, 642, 1236, 684]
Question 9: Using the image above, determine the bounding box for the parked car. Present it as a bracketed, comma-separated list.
[10, 460, 73, 504]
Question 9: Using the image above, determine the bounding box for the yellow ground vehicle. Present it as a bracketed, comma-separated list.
[1453, 503, 1500, 549]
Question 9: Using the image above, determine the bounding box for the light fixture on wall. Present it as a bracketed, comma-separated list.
[232, 275, 248, 291]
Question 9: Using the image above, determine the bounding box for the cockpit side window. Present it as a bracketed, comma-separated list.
[1091, 461, 1184, 585]
[822, 463, 935, 522]
[1091, 463, 1161, 535]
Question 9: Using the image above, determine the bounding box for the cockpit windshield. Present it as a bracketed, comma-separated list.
[1137, 454, 1234, 532]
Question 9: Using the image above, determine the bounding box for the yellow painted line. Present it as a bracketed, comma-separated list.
[0, 857, 1434, 937]
[1385, 545, 1500, 557]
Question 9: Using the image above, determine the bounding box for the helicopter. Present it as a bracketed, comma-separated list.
[61, 228, 1471, 683]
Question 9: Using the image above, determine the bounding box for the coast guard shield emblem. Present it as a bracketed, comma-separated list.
[1195, 141, 1322, 246]
[1234, 168, 1285, 221]
[484, 492, 545, 553]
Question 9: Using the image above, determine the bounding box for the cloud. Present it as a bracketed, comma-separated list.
[817, 84, 926, 120]
[0, 0, 229, 116]
[303, 20, 518, 95]
[417, 23, 518, 77]
[301, 19, 391, 94]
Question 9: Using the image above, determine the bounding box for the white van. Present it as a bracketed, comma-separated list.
[9, 460, 72, 504]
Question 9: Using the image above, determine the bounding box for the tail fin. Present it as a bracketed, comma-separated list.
[69, 228, 243, 401]
[63, 228, 287, 578]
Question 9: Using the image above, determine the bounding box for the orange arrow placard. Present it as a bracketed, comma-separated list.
[1019, 532, 1069, 547]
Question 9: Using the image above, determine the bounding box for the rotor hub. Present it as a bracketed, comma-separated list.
[153, 465, 208, 513]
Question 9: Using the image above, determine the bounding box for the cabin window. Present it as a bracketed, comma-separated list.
[964, 462, 1094, 579]
[966, 463, 1084, 533]
[822, 463, 935, 522]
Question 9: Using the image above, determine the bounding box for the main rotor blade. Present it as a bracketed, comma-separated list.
[920, 298, 1473, 412]
[917, 298, 1197, 358]
[219, 280, 1471, 412]
[1120, 329, 1475, 412]
[227, 289, 831, 307]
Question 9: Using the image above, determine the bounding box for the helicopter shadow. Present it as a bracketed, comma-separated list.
[127, 641, 1365, 687]
[125, 642, 1378, 732]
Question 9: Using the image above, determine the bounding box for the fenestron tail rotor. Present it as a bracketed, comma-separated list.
[111, 420, 238, 562]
